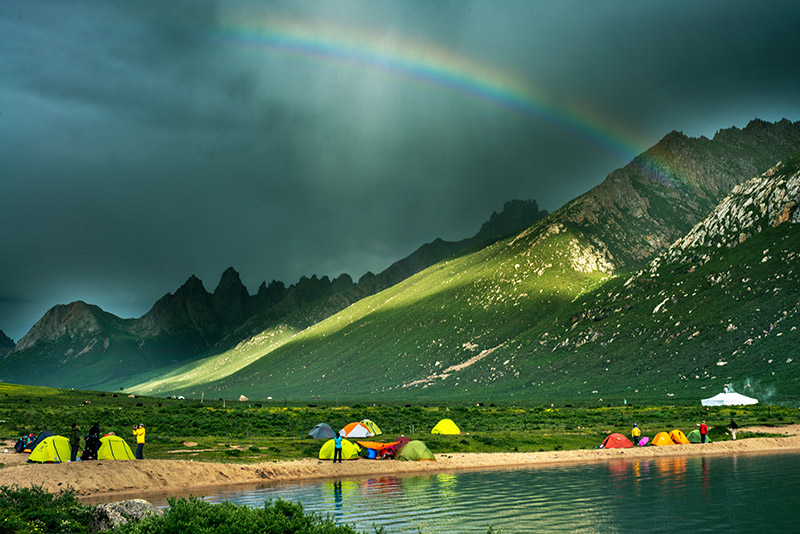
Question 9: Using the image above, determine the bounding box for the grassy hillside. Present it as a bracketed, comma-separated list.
[127, 162, 800, 404]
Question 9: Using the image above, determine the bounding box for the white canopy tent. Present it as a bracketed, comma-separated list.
[701, 390, 758, 406]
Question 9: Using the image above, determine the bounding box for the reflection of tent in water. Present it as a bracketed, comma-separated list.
[687, 429, 711, 443]
[319, 438, 360, 460]
[651, 432, 675, 446]
[397, 440, 435, 461]
[97, 435, 135, 460]
[600, 433, 633, 448]
[29, 435, 71, 463]
[668, 429, 690, 445]
[431, 419, 461, 434]
[307, 423, 337, 439]
[701, 387, 758, 406]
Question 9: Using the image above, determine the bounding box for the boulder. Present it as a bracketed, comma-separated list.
[90, 499, 162, 532]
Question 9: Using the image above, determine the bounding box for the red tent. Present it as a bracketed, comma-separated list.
[601, 433, 634, 448]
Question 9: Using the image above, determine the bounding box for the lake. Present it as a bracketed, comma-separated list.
[123, 453, 800, 533]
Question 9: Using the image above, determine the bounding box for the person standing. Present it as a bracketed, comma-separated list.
[69, 423, 80, 462]
[133, 423, 146, 459]
[631, 423, 641, 445]
[699, 420, 709, 444]
[729, 418, 739, 440]
[333, 434, 343, 463]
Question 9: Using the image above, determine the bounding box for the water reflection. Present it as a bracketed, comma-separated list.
[85, 453, 800, 533]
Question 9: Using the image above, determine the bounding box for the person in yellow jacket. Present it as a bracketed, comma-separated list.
[133, 423, 146, 459]
[631, 423, 641, 445]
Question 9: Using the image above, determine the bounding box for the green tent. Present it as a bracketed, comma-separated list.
[97, 435, 135, 460]
[29, 435, 71, 463]
[687, 429, 711, 443]
[397, 440, 435, 461]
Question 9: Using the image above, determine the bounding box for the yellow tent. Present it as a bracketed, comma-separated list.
[668, 429, 690, 445]
[651, 432, 675, 446]
[431, 418, 461, 435]
[29, 435, 71, 463]
[360, 419, 382, 436]
[97, 435, 135, 460]
[319, 438, 361, 460]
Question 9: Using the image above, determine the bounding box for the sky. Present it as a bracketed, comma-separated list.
[2, 1, 800, 341]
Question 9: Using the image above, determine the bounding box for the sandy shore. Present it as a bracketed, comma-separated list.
[2, 425, 798, 502]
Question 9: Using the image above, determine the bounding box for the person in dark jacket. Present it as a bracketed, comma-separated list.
[69, 423, 80, 462]
[729, 418, 739, 440]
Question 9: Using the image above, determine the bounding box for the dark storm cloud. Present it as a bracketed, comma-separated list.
[1, 0, 799, 340]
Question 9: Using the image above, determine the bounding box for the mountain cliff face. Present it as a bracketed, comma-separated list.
[0, 330, 15, 358]
[0, 199, 547, 389]
[560, 118, 800, 269]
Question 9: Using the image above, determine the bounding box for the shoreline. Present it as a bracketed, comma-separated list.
[2, 425, 798, 502]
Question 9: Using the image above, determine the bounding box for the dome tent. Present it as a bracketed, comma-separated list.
[360, 419, 382, 436]
[431, 419, 461, 435]
[29, 435, 71, 463]
[651, 432, 675, 446]
[97, 435, 135, 460]
[340, 422, 373, 438]
[398, 440, 435, 461]
[319, 438, 360, 460]
[307, 423, 337, 439]
[600, 433, 633, 448]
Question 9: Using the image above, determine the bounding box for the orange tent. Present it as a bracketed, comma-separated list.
[600, 433, 634, 448]
[668, 429, 690, 445]
[340, 422, 372, 438]
[651, 432, 675, 446]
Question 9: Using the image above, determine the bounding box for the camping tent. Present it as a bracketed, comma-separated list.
[431, 419, 461, 435]
[651, 432, 675, 446]
[307, 423, 337, 439]
[668, 429, 690, 445]
[27, 430, 55, 452]
[97, 435, 135, 460]
[360, 419, 382, 436]
[397, 440, 435, 461]
[319, 438, 360, 460]
[356, 440, 401, 459]
[701, 391, 758, 406]
[29, 435, 71, 463]
[600, 433, 633, 448]
[687, 429, 711, 444]
[340, 422, 373, 438]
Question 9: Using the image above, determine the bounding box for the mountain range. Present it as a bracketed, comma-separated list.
[2, 118, 799, 403]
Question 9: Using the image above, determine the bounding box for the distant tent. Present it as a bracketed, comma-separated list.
[307, 423, 337, 440]
[319, 438, 360, 461]
[687, 429, 711, 444]
[651, 432, 675, 446]
[97, 435, 135, 460]
[668, 429, 690, 445]
[431, 419, 461, 435]
[29, 435, 71, 463]
[701, 390, 758, 406]
[397, 440, 435, 461]
[360, 419, 382, 436]
[340, 422, 373, 438]
[600, 433, 634, 449]
[27, 430, 54, 452]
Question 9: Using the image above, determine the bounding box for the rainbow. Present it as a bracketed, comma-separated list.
[212, 16, 649, 164]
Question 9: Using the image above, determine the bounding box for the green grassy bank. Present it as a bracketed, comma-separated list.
[1, 383, 793, 464]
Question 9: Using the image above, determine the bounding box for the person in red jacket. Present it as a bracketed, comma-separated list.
[699, 421, 709, 444]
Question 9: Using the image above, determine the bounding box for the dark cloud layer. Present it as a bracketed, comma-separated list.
[2, 1, 799, 340]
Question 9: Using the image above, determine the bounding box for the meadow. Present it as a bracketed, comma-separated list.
[0, 382, 792, 465]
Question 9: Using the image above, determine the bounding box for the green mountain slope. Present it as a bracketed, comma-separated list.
[128, 136, 800, 403]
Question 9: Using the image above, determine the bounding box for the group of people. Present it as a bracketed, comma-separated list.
[64, 422, 146, 461]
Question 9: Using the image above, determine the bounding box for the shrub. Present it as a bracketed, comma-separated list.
[0, 485, 91, 534]
[114, 497, 367, 534]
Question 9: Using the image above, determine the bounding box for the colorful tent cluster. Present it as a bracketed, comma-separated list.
[601, 428, 710, 448]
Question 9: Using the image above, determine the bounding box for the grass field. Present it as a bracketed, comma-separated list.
[1, 383, 793, 465]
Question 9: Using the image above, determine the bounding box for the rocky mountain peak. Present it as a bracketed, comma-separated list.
[0, 329, 15, 358]
[12, 301, 105, 352]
